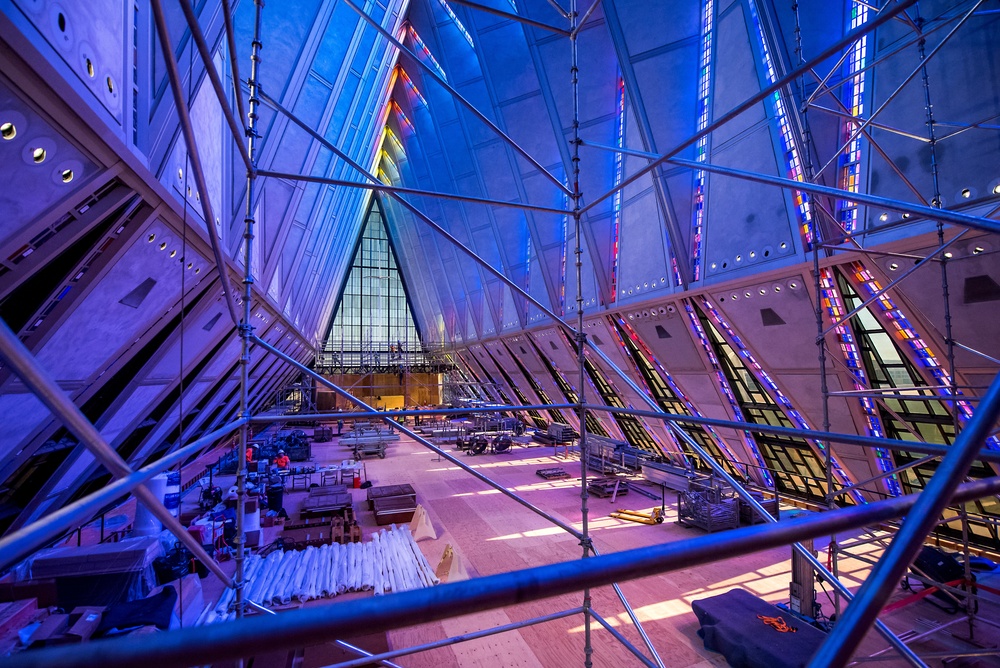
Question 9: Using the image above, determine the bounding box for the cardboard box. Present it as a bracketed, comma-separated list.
[66, 607, 104, 642]
[28, 613, 72, 647]
[245, 530, 261, 548]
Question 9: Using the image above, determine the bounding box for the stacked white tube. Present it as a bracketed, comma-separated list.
[209, 526, 439, 621]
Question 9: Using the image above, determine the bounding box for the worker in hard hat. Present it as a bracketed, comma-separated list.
[274, 449, 290, 469]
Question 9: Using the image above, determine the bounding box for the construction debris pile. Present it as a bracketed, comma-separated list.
[206, 525, 437, 623]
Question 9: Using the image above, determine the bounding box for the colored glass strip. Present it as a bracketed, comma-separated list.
[691, 0, 713, 281]
[616, 318, 744, 467]
[748, 0, 813, 246]
[406, 25, 448, 82]
[397, 68, 428, 107]
[682, 300, 772, 484]
[611, 77, 625, 302]
[848, 261, 999, 448]
[436, 0, 475, 48]
[390, 100, 416, 134]
[839, 3, 869, 234]
[819, 268, 900, 495]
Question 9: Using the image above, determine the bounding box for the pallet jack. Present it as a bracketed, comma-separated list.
[610, 507, 664, 525]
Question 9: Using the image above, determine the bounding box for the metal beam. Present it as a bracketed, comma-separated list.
[257, 169, 568, 215]
[577, 0, 918, 217]
[257, 90, 578, 338]
[150, 0, 240, 327]
[0, 417, 246, 572]
[666, 157, 1000, 235]
[811, 371, 1000, 666]
[12, 476, 1000, 668]
[343, 0, 572, 197]
[178, 0, 253, 173]
[578, 403, 1000, 464]
[0, 317, 234, 587]
[447, 0, 570, 35]
[324, 609, 583, 668]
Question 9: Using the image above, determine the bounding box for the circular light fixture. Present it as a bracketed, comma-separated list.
[774, 285, 782, 292]
[736, 254, 742, 262]
[961, 189, 971, 199]
[159, 242, 167, 251]
[902, 213, 911, 219]
[879, 213, 888, 222]
[744, 291, 752, 298]
[177, 168, 183, 180]
[106, 76, 114, 94]
[943, 251, 953, 259]
[789, 281, 799, 289]
[0, 122, 15, 140]
[779, 242, 787, 250]
[86, 58, 94, 78]
[993, 184, 1000, 195]
[731, 294, 739, 301]
[759, 288, 766, 295]
[749, 251, 756, 259]
[148, 234, 156, 243]
[31, 147, 46, 163]
[973, 245, 985, 254]
[195, 268, 201, 274]
[889, 262, 899, 270]
[60, 169, 74, 183]
[710, 262, 717, 270]
[169, 249, 177, 258]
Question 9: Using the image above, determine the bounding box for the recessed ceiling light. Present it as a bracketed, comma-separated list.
[32, 147, 46, 163]
[0, 122, 15, 140]
[879, 213, 888, 222]
[61, 169, 74, 183]
[889, 262, 899, 270]
[961, 189, 971, 198]
[973, 246, 985, 254]
[159, 242, 167, 251]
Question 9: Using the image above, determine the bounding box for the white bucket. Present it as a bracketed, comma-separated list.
[134, 472, 170, 536]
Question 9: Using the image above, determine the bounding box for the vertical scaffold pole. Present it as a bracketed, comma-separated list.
[569, 2, 592, 666]
[236, 0, 264, 621]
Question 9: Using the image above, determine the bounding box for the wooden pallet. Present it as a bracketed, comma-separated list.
[587, 477, 628, 498]
[535, 468, 570, 480]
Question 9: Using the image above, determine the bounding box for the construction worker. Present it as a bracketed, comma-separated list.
[274, 449, 290, 469]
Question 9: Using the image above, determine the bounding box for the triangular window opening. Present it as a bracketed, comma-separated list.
[693, 303, 840, 506]
[323, 197, 422, 372]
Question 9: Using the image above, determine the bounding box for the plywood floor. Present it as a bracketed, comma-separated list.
[276, 428, 1000, 668]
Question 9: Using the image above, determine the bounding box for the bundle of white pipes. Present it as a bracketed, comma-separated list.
[207, 525, 439, 622]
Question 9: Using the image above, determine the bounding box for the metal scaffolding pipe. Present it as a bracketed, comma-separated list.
[150, 0, 240, 327]
[250, 404, 576, 422]
[252, 335, 586, 541]
[0, 417, 246, 572]
[819, 230, 968, 338]
[811, 371, 1000, 666]
[233, 0, 264, 620]
[256, 169, 568, 215]
[12, 476, 1000, 668]
[580, 341, 923, 665]
[588, 610, 658, 668]
[257, 90, 578, 339]
[343, 0, 572, 196]
[0, 317, 234, 587]
[448, 0, 570, 35]
[324, 608, 583, 668]
[178, 0, 253, 172]
[666, 157, 1000, 236]
[577, 0, 917, 216]
[577, 403, 1000, 464]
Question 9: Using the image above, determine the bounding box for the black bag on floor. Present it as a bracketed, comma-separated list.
[907, 546, 976, 613]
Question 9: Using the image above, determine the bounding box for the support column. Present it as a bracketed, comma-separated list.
[568, 3, 592, 666]
[235, 0, 264, 621]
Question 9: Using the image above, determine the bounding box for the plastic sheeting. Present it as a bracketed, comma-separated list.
[206, 525, 438, 623]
